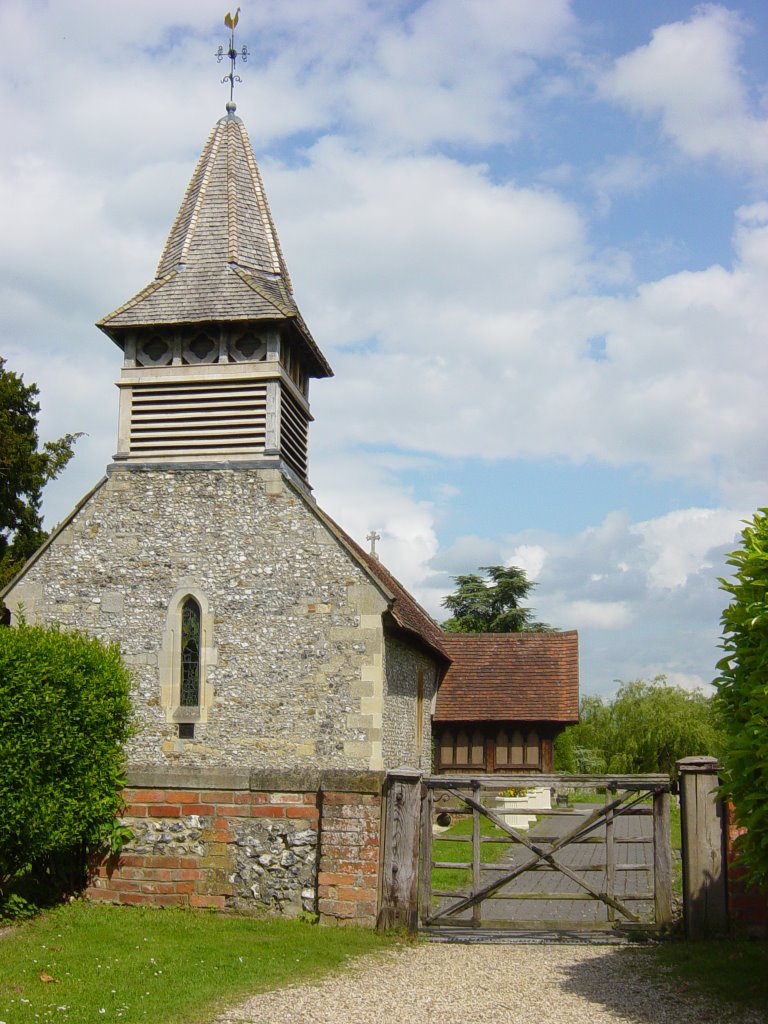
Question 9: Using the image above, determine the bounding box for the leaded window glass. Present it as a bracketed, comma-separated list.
[180, 597, 201, 706]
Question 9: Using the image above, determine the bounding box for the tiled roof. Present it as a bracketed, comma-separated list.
[434, 631, 579, 722]
[98, 112, 331, 378]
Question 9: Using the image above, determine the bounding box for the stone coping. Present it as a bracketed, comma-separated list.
[126, 766, 386, 794]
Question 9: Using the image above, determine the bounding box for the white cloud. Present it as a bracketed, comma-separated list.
[311, 451, 439, 600]
[659, 671, 713, 694]
[295, 195, 768, 493]
[631, 507, 742, 589]
[588, 154, 660, 215]
[553, 599, 632, 630]
[506, 544, 547, 580]
[600, 5, 768, 172]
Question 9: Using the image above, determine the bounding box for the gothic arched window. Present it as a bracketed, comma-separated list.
[180, 596, 201, 707]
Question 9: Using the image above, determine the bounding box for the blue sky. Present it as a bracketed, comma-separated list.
[2, 0, 767, 695]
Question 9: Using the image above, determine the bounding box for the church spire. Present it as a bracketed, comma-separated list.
[97, 35, 331, 482]
[97, 113, 330, 379]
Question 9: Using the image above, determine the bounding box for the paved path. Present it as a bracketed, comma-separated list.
[215, 942, 766, 1024]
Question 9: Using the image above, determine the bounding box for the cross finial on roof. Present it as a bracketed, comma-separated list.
[216, 8, 249, 110]
[366, 530, 381, 560]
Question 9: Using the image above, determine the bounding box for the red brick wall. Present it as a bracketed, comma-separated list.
[726, 801, 768, 936]
[317, 791, 382, 928]
[86, 784, 382, 926]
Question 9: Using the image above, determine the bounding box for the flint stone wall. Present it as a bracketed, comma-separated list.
[383, 635, 437, 771]
[5, 465, 396, 771]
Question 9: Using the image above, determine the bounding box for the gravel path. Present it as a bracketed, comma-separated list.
[215, 942, 767, 1024]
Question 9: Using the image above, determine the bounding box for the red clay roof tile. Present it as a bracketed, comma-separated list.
[434, 631, 579, 722]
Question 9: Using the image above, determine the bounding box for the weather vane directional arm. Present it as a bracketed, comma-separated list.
[216, 8, 249, 104]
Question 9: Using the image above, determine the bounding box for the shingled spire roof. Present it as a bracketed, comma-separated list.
[98, 108, 331, 379]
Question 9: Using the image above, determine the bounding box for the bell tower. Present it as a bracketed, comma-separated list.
[97, 100, 331, 485]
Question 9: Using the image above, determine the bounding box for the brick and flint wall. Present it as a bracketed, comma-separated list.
[725, 801, 768, 937]
[87, 769, 384, 927]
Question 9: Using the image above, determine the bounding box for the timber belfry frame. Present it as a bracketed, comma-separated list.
[377, 772, 674, 936]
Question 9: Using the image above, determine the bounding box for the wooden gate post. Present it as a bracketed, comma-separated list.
[377, 769, 422, 932]
[652, 788, 673, 926]
[677, 756, 728, 938]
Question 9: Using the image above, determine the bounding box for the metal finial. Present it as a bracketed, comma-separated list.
[366, 531, 381, 560]
[216, 9, 249, 106]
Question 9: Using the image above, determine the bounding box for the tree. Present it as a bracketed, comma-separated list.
[0, 622, 132, 910]
[0, 357, 79, 593]
[714, 508, 768, 888]
[554, 677, 723, 776]
[441, 564, 554, 633]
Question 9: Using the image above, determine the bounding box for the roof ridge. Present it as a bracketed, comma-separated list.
[238, 121, 293, 289]
[155, 123, 221, 278]
[231, 267, 296, 316]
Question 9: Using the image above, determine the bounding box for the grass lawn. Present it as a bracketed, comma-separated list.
[0, 902, 395, 1024]
[431, 813, 511, 895]
[634, 939, 768, 1015]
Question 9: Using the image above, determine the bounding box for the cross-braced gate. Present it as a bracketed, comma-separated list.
[419, 774, 673, 937]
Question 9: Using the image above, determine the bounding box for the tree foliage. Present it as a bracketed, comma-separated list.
[0, 356, 79, 592]
[0, 623, 133, 903]
[554, 677, 723, 777]
[442, 564, 554, 633]
[714, 509, 768, 888]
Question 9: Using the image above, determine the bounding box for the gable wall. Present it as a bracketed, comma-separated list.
[4, 466, 392, 772]
[382, 635, 439, 771]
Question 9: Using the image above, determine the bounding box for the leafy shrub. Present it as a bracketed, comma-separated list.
[0, 623, 132, 908]
[714, 509, 768, 888]
[0, 892, 37, 923]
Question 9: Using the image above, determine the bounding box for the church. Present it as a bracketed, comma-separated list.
[1, 88, 578, 922]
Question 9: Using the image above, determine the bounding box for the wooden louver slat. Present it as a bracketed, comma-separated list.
[129, 379, 268, 457]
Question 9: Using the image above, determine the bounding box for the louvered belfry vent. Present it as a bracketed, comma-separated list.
[129, 378, 268, 456]
[280, 387, 309, 477]
[97, 108, 332, 484]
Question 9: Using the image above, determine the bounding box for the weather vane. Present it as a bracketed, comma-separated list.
[216, 8, 249, 106]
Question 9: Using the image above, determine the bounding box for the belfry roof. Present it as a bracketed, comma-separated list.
[98, 109, 331, 378]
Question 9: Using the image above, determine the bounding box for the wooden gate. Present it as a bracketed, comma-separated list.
[419, 774, 673, 937]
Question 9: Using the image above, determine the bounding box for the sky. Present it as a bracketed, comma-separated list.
[2, 0, 767, 697]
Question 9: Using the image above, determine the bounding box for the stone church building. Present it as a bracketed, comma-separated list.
[2, 101, 578, 924]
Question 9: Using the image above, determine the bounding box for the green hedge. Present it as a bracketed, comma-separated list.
[0, 623, 132, 904]
[715, 509, 768, 889]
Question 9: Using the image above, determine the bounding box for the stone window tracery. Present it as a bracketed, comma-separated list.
[159, 586, 216, 729]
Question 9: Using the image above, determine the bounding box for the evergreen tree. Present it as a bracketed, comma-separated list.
[442, 564, 553, 633]
[0, 357, 79, 594]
